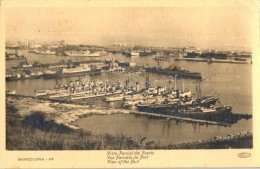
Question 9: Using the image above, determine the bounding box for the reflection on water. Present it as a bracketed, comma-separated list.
[73, 113, 252, 145]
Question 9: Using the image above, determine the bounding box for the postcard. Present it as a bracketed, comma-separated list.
[0, 0, 260, 168]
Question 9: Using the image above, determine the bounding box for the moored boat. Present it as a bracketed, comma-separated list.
[65, 51, 100, 57]
[137, 102, 180, 114]
[174, 105, 233, 121]
[36, 50, 56, 55]
[43, 65, 101, 79]
[145, 64, 202, 80]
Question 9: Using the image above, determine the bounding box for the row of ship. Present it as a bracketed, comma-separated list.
[154, 55, 252, 64]
[6, 59, 202, 81]
[6, 64, 102, 81]
[121, 50, 157, 57]
[34, 75, 232, 121]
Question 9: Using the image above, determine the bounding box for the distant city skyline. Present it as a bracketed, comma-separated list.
[6, 3, 255, 51]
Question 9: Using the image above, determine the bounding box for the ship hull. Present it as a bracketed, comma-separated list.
[145, 67, 202, 80]
[106, 95, 125, 102]
[43, 69, 101, 79]
[173, 106, 232, 122]
[137, 103, 180, 114]
[138, 104, 232, 122]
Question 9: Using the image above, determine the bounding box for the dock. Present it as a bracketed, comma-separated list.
[175, 58, 252, 64]
[132, 111, 230, 126]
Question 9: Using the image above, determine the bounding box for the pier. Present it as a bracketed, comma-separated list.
[132, 111, 230, 126]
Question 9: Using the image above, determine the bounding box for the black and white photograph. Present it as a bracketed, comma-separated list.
[1, 0, 259, 168]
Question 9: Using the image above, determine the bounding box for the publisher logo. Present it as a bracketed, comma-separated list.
[237, 152, 251, 158]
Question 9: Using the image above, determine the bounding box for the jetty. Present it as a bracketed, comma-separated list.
[132, 111, 230, 126]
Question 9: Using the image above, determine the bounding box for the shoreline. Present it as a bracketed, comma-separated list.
[7, 94, 252, 128]
[158, 131, 252, 149]
[6, 94, 253, 149]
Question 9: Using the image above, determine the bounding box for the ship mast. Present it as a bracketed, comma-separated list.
[195, 81, 202, 99]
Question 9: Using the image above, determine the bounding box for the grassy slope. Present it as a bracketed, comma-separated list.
[6, 106, 140, 150]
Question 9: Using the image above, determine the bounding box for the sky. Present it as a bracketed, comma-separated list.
[5, 2, 256, 51]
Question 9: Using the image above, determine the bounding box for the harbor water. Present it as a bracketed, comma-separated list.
[6, 49, 252, 114]
[72, 114, 251, 145]
[6, 49, 252, 144]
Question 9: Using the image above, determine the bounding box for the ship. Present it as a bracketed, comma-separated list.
[64, 51, 100, 57]
[137, 95, 218, 114]
[35, 88, 68, 97]
[137, 102, 180, 114]
[6, 45, 19, 49]
[145, 64, 202, 80]
[139, 50, 157, 56]
[122, 51, 141, 57]
[153, 56, 175, 61]
[49, 92, 70, 98]
[172, 105, 233, 122]
[70, 92, 113, 100]
[131, 52, 140, 56]
[138, 102, 232, 122]
[190, 95, 218, 108]
[35, 50, 56, 55]
[177, 105, 232, 116]
[124, 93, 144, 101]
[234, 57, 247, 61]
[43, 65, 101, 79]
